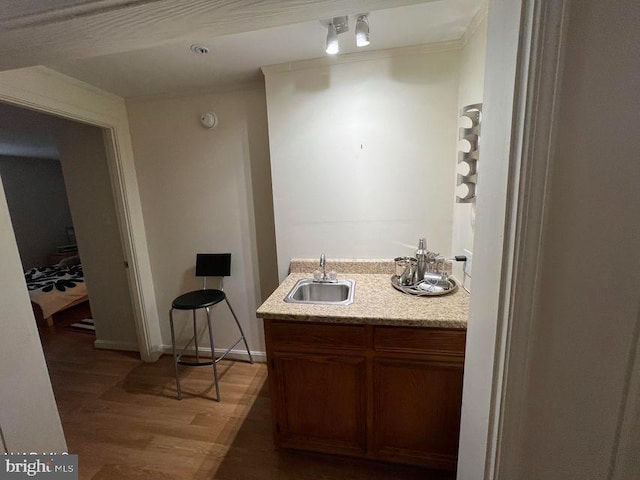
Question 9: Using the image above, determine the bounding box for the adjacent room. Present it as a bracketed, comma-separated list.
[0, 113, 89, 329]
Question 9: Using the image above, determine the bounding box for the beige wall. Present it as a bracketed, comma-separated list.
[54, 118, 139, 349]
[0, 155, 74, 269]
[514, 0, 640, 477]
[127, 88, 276, 356]
[263, 47, 461, 280]
[451, 16, 487, 288]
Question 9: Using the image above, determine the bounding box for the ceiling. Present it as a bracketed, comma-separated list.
[0, 0, 97, 20]
[0, 0, 483, 158]
[45, 0, 482, 98]
[0, 0, 441, 70]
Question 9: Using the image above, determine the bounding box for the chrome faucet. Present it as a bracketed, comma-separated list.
[319, 253, 327, 281]
[316, 253, 337, 283]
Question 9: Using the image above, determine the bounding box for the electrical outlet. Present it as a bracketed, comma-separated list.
[463, 249, 473, 277]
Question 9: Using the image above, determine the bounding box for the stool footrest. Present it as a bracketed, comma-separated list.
[214, 337, 244, 363]
[176, 336, 244, 367]
[178, 360, 214, 367]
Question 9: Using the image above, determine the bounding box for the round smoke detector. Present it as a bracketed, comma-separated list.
[190, 44, 210, 55]
[200, 112, 218, 129]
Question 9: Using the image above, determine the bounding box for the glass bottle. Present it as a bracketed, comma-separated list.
[415, 237, 428, 283]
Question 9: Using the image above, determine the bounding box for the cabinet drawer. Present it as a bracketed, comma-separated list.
[267, 320, 367, 351]
[374, 326, 465, 357]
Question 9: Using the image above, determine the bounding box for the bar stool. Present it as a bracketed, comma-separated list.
[169, 253, 252, 401]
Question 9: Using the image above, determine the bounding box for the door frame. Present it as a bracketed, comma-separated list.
[0, 66, 161, 361]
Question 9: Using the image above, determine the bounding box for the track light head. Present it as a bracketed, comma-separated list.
[355, 14, 370, 47]
[326, 23, 339, 55]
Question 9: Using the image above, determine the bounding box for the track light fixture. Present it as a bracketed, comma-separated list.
[323, 14, 370, 55]
[355, 14, 370, 47]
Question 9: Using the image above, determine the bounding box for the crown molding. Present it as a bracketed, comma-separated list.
[33, 66, 124, 103]
[461, 2, 489, 47]
[262, 39, 464, 76]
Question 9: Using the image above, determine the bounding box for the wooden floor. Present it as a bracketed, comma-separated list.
[39, 311, 454, 480]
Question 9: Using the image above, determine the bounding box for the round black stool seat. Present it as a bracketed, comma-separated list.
[171, 289, 226, 310]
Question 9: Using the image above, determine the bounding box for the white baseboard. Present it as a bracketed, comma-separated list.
[159, 344, 266, 363]
[94, 339, 140, 352]
[92, 340, 266, 363]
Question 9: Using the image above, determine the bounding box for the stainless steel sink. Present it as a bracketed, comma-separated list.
[284, 278, 355, 305]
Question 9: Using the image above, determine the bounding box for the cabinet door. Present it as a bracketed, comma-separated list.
[271, 352, 367, 455]
[373, 358, 463, 470]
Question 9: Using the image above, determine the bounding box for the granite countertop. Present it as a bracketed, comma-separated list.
[256, 259, 469, 329]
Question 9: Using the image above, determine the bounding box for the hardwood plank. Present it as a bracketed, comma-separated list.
[69, 398, 198, 425]
[64, 422, 154, 450]
[91, 464, 182, 480]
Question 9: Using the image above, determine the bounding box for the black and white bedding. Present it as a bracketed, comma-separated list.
[25, 264, 88, 319]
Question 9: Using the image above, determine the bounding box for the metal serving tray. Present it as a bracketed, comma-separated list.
[390, 275, 459, 297]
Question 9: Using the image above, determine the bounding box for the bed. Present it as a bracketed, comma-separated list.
[25, 262, 89, 326]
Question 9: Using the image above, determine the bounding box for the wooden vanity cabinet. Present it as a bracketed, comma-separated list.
[263, 319, 466, 471]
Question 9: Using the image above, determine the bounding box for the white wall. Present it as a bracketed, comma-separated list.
[263, 46, 461, 280]
[54, 118, 138, 350]
[127, 88, 276, 356]
[451, 15, 487, 287]
[0, 155, 74, 269]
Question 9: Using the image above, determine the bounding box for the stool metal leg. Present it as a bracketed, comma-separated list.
[192, 309, 200, 363]
[169, 308, 182, 400]
[224, 297, 253, 363]
[205, 306, 221, 402]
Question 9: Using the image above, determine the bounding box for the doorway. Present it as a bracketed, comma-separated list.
[0, 66, 161, 358]
[0, 101, 138, 349]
